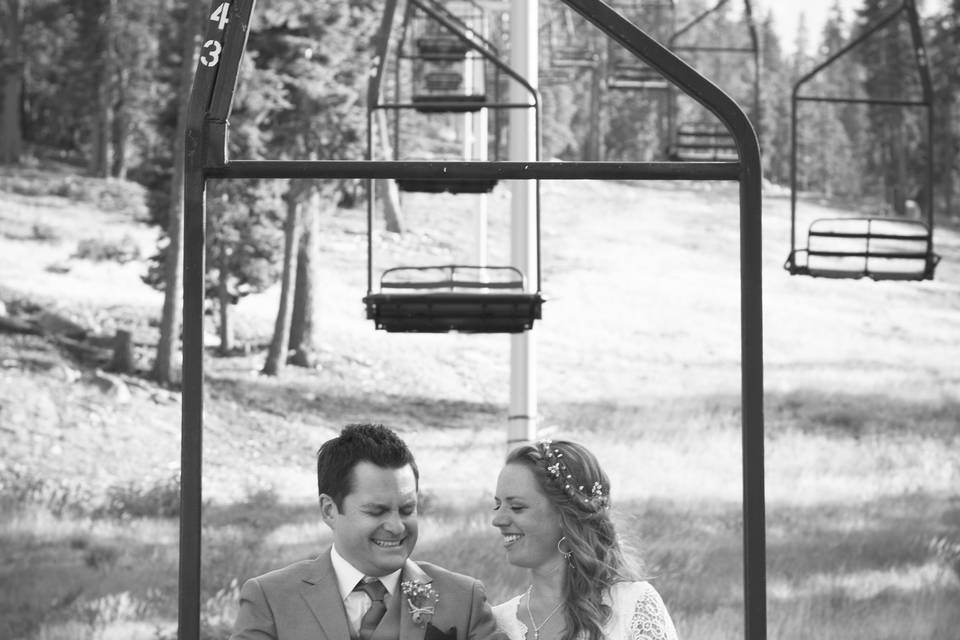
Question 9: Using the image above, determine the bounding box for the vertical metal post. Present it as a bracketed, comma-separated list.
[740, 157, 767, 640]
[507, 0, 538, 446]
[178, 163, 206, 640]
[789, 92, 798, 263]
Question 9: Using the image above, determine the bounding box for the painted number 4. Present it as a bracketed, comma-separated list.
[199, 3, 231, 67]
[210, 3, 230, 30]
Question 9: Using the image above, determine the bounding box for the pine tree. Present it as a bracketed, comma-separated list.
[854, 0, 925, 215]
[250, 0, 378, 374]
[929, 0, 960, 218]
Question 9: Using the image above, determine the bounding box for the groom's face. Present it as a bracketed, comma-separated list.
[321, 461, 419, 577]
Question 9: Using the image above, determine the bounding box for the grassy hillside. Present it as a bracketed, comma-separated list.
[1, 164, 958, 639]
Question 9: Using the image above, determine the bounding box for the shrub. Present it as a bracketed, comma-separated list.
[930, 534, 960, 580]
[32, 222, 62, 242]
[73, 235, 142, 264]
[0, 464, 97, 517]
[94, 475, 180, 519]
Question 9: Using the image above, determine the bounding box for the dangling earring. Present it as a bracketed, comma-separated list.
[557, 536, 573, 564]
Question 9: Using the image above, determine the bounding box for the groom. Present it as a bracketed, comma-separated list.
[230, 423, 504, 640]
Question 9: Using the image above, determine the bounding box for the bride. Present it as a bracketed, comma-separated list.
[491, 440, 679, 640]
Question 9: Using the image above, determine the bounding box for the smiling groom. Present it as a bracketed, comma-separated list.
[230, 424, 504, 640]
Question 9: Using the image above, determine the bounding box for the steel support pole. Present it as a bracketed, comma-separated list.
[507, 0, 538, 447]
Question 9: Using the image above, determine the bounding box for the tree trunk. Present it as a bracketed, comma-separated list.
[217, 250, 233, 355]
[154, 0, 205, 385]
[289, 191, 320, 368]
[583, 65, 603, 161]
[109, 329, 135, 374]
[376, 109, 404, 233]
[0, 0, 23, 165]
[89, 0, 116, 177]
[110, 67, 128, 178]
[262, 186, 303, 376]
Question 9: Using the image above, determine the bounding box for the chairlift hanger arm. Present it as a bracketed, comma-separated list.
[792, 1, 918, 103]
[668, 0, 731, 47]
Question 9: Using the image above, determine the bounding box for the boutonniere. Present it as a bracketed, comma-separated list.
[400, 580, 438, 627]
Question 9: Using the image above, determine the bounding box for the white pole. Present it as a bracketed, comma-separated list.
[464, 48, 487, 267]
[475, 105, 488, 268]
[507, 0, 537, 448]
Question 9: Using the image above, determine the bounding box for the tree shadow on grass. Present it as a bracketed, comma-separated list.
[206, 375, 505, 432]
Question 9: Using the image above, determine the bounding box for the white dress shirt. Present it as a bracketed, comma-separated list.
[330, 545, 402, 638]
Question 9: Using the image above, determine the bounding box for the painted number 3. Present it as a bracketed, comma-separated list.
[199, 3, 231, 67]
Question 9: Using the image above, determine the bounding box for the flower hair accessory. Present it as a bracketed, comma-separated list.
[400, 580, 438, 626]
[537, 440, 609, 510]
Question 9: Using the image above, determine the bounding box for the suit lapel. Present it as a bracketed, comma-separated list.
[299, 553, 352, 640]
[397, 559, 431, 640]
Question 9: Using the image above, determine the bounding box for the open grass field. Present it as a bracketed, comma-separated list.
[1, 165, 958, 639]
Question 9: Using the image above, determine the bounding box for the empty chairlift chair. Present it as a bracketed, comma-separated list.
[366, 0, 545, 332]
[409, 3, 487, 114]
[670, 122, 738, 161]
[363, 266, 543, 333]
[785, 0, 939, 280]
[544, 4, 601, 70]
[665, 0, 758, 161]
[389, 0, 501, 194]
[606, 0, 675, 90]
[794, 217, 938, 280]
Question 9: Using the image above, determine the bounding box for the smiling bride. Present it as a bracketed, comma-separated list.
[491, 440, 679, 640]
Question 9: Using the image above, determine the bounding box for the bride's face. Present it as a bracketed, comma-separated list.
[492, 463, 564, 570]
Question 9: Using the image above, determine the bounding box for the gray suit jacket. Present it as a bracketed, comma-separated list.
[230, 551, 504, 640]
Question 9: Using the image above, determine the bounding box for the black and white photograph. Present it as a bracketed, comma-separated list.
[0, 1, 958, 639]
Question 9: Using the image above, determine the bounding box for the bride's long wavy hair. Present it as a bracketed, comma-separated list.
[505, 441, 638, 640]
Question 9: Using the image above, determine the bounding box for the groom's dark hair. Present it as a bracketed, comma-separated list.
[317, 423, 419, 510]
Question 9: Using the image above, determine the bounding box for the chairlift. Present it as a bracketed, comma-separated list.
[404, 0, 489, 113]
[367, 0, 544, 331]
[180, 2, 767, 639]
[670, 122, 738, 161]
[544, 4, 601, 69]
[539, 66, 573, 85]
[785, 0, 939, 280]
[363, 266, 543, 333]
[665, 0, 758, 160]
[385, 0, 504, 194]
[416, 34, 470, 59]
[606, 0, 675, 91]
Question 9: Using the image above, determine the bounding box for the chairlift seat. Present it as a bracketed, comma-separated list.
[668, 124, 738, 161]
[551, 47, 597, 68]
[787, 217, 939, 280]
[424, 71, 464, 92]
[412, 94, 487, 113]
[395, 178, 498, 194]
[416, 35, 470, 59]
[539, 67, 573, 84]
[607, 62, 667, 90]
[364, 265, 543, 333]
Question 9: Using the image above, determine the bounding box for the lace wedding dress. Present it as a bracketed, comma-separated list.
[492, 581, 679, 640]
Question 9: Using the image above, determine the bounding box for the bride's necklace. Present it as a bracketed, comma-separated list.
[524, 585, 564, 640]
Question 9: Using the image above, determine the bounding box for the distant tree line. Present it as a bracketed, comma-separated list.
[0, 0, 957, 381]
